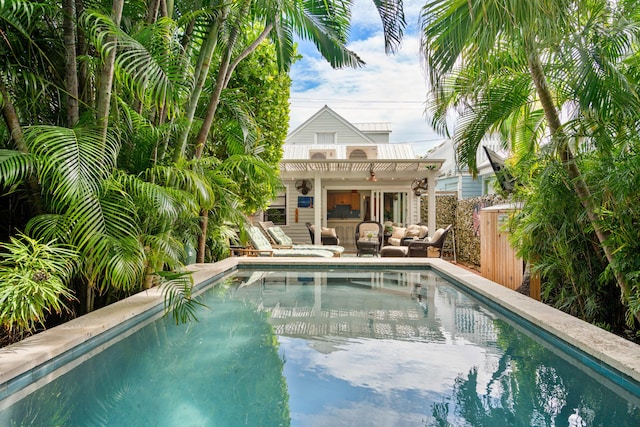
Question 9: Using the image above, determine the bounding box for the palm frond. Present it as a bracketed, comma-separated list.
[0, 149, 35, 187]
[370, 0, 405, 53]
[22, 125, 119, 207]
[279, 0, 364, 69]
[83, 11, 191, 117]
[159, 270, 205, 324]
[143, 162, 215, 208]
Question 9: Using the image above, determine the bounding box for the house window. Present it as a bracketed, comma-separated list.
[264, 192, 287, 225]
[316, 132, 336, 144]
[310, 152, 326, 159]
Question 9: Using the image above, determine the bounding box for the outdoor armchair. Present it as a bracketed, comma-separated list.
[305, 222, 340, 245]
[355, 221, 383, 256]
[406, 224, 452, 258]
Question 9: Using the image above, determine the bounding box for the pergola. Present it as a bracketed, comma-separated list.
[279, 159, 445, 243]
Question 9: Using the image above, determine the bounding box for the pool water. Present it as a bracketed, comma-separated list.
[0, 268, 638, 426]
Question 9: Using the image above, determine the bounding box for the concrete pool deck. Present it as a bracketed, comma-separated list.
[0, 256, 639, 400]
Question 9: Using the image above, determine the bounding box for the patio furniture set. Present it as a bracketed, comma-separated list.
[356, 222, 452, 258]
[231, 220, 452, 259]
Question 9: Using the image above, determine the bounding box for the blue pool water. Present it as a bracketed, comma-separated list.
[0, 267, 638, 426]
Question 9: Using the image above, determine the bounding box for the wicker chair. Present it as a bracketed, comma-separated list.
[305, 222, 340, 245]
[354, 221, 383, 256]
[406, 224, 452, 257]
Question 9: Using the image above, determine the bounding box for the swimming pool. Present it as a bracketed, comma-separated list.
[0, 263, 638, 426]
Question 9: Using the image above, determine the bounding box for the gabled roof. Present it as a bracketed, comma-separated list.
[286, 105, 376, 143]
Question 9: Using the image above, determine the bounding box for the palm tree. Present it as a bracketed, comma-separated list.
[420, 0, 640, 323]
[0, 0, 408, 322]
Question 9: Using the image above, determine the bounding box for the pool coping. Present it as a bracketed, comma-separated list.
[0, 257, 638, 398]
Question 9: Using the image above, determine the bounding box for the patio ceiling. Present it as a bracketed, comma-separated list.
[280, 159, 445, 179]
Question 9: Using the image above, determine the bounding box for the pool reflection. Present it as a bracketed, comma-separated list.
[231, 269, 640, 427]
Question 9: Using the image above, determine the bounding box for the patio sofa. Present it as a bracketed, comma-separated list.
[380, 225, 452, 258]
[386, 223, 429, 246]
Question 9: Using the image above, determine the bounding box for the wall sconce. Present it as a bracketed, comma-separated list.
[368, 166, 377, 182]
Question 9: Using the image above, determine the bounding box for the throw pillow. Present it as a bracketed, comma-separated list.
[268, 226, 293, 246]
[321, 227, 337, 238]
[391, 226, 406, 239]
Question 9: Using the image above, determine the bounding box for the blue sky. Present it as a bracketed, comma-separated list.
[288, 0, 445, 156]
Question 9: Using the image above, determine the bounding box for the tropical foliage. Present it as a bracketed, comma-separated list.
[0, 0, 405, 339]
[420, 0, 640, 334]
[0, 233, 78, 339]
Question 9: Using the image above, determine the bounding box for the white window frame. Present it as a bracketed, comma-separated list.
[315, 132, 336, 144]
[264, 190, 288, 225]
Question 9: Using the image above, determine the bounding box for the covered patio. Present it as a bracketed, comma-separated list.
[279, 159, 444, 251]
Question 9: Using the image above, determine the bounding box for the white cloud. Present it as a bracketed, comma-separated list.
[289, 0, 445, 156]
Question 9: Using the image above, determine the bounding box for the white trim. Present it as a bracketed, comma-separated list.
[315, 132, 337, 145]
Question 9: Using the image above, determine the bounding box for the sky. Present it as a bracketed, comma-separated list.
[288, 0, 446, 156]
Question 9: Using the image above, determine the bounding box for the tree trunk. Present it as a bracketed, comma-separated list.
[76, 0, 91, 108]
[63, 0, 79, 126]
[172, 18, 224, 162]
[95, 0, 124, 142]
[146, 0, 160, 23]
[196, 212, 208, 263]
[0, 79, 26, 152]
[190, 0, 252, 260]
[192, 0, 251, 160]
[526, 47, 636, 322]
[0, 78, 43, 214]
[191, 2, 274, 160]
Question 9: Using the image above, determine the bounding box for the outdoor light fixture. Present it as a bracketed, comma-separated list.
[368, 165, 377, 182]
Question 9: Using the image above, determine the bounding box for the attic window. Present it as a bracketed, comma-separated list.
[316, 132, 335, 144]
[349, 149, 368, 159]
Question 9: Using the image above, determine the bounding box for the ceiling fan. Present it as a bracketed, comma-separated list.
[295, 179, 313, 195]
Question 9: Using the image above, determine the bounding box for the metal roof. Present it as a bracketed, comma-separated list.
[353, 122, 392, 133]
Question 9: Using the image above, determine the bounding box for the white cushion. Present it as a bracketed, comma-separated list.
[391, 226, 406, 239]
[321, 227, 337, 238]
[359, 223, 380, 238]
[387, 237, 402, 246]
[406, 224, 428, 238]
[429, 228, 445, 243]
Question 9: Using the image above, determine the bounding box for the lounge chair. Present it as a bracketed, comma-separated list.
[258, 221, 344, 257]
[380, 224, 452, 258]
[305, 222, 340, 245]
[235, 226, 334, 257]
[355, 221, 383, 256]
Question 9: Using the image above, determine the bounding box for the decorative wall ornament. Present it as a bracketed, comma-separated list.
[411, 177, 429, 196]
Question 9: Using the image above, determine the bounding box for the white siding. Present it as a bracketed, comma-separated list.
[281, 187, 319, 243]
[287, 110, 372, 145]
[363, 133, 390, 143]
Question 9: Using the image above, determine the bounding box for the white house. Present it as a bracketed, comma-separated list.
[424, 136, 507, 198]
[261, 106, 445, 252]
